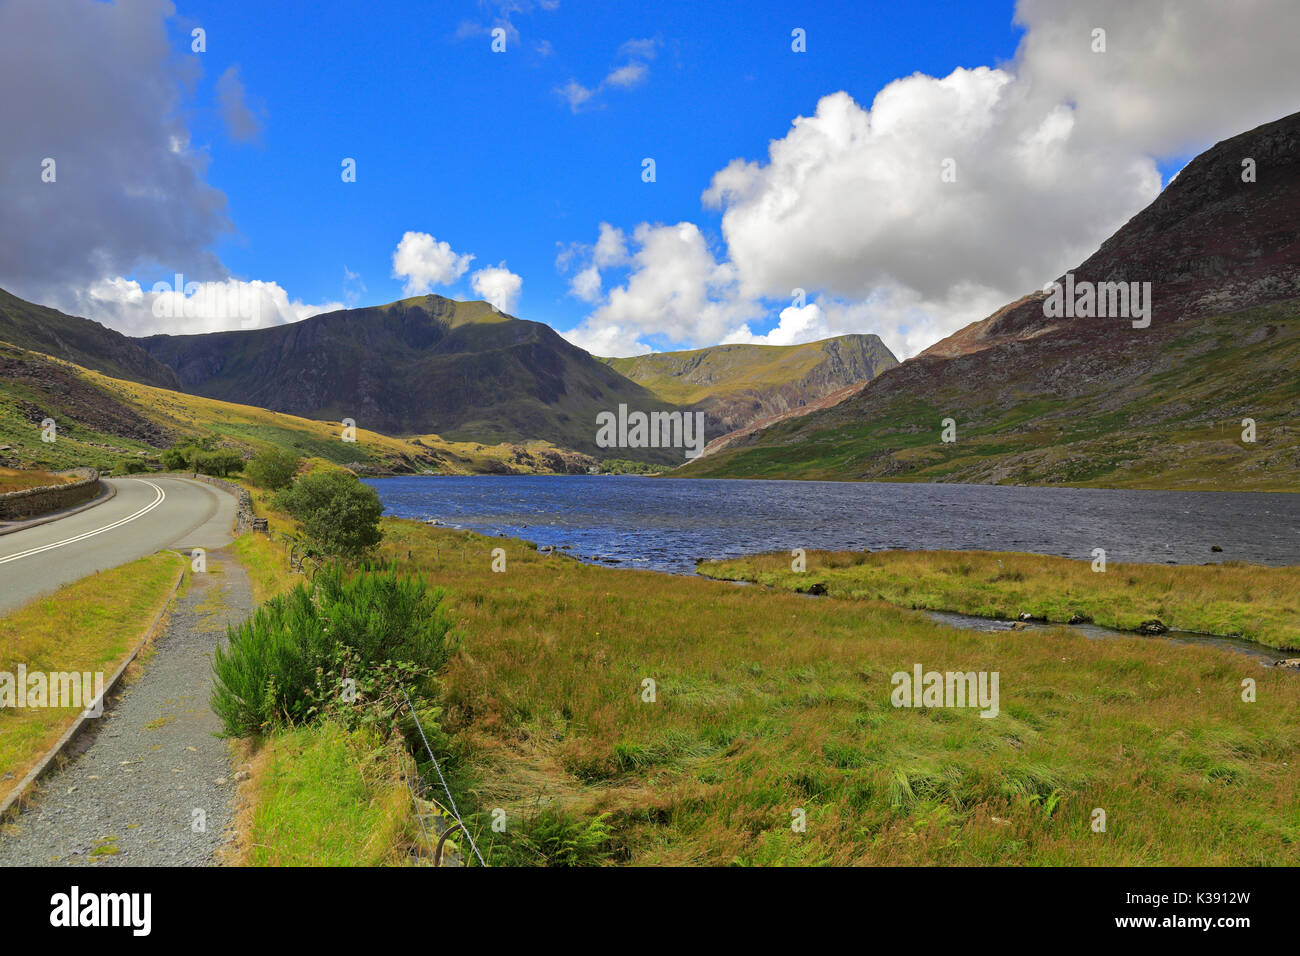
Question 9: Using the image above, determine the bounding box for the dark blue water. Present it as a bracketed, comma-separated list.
[366, 475, 1300, 574]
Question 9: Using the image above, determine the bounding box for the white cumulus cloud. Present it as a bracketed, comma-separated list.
[471, 263, 523, 313]
[560, 0, 1300, 358]
[391, 231, 475, 295]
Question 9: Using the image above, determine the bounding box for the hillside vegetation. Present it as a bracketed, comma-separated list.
[0, 342, 595, 476]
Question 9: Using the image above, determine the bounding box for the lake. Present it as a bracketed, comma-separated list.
[367, 475, 1300, 573]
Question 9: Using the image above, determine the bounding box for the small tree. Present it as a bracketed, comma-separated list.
[244, 446, 300, 490]
[198, 448, 245, 478]
[275, 469, 384, 561]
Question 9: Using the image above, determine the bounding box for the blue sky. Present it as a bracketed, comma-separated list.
[184, 0, 1026, 341]
[6, 0, 1294, 358]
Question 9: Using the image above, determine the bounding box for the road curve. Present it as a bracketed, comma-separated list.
[0, 477, 238, 615]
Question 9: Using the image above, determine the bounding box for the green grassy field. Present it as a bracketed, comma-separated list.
[335, 519, 1300, 865]
[697, 549, 1300, 650]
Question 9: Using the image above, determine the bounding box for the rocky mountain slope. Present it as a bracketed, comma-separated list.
[679, 111, 1300, 491]
[0, 342, 596, 476]
[601, 334, 897, 434]
[0, 287, 181, 389]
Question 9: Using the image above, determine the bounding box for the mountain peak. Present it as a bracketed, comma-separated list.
[925, 109, 1300, 359]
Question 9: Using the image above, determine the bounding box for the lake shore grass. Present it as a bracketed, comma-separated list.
[696, 549, 1300, 650]
[365, 519, 1300, 865]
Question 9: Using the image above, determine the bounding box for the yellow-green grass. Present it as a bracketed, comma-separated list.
[603, 340, 841, 405]
[243, 721, 416, 866]
[0, 552, 185, 800]
[0, 467, 69, 494]
[374, 519, 1300, 865]
[230, 531, 301, 605]
[697, 549, 1300, 651]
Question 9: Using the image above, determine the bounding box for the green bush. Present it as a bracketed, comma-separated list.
[119, 458, 148, 474]
[245, 446, 300, 490]
[211, 565, 457, 736]
[160, 438, 244, 477]
[198, 448, 244, 477]
[275, 469, 384, 560]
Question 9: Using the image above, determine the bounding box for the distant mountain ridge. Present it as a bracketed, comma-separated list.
[134, 295, 680, 460]
[600, 334, 897, 435]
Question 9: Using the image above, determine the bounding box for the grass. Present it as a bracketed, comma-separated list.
[696, 549, 1300, 650]
[0, 467, 70, 494]
[0, 551, 185, 801]
[231, 529, 300, 605]
[241, 721, 416, 866]
[367, 519, 1300, 865]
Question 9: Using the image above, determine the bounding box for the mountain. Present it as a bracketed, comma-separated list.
[0, 287, 181, 389]
[136, 295, 680, 461]
[0, 340, 596, 476]
[599, 334, 898, 434]
[679, 111, 1300, 491]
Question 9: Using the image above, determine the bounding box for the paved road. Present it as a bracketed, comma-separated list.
[0, 477, 238, 615]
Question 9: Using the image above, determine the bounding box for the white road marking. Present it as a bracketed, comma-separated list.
[0, 480, 167, 565]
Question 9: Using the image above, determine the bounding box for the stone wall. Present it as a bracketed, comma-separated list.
[0, 468, 101, 521]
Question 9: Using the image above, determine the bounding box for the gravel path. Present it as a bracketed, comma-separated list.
[0, 549, 253, 866]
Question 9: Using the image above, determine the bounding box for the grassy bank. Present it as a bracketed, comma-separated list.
[240, 722, 415, 866]
[0, 552, 185, 801]
[0, 467, 70, 494]
[370, 520, 1300, 865]
[696, 549, 1300, 650]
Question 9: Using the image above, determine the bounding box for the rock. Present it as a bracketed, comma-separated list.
[1276, 658, 1300, 670]
[1067, 613, 1088, 625]
[1008, 621, 1028, 631]
[805, 582, 827, 595]
[1211, 545, 1223, 552]
[1137, 619, 1168, 635]
[234, 770, 251, 782]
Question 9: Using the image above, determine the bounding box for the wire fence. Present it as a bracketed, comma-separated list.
[400, 687, 487, 867]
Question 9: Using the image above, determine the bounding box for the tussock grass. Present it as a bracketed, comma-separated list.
[0, 552, 184, 799]
[0, 467, 70, 494]
[244, 722, 415, 866]
[697, 549, 1300, 649]
[375, 519, 1300, 865]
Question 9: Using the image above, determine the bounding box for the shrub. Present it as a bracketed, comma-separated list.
[160, 438, 243, 477]
[198, 448, 244, 477]
[211, 565, 457, 737]
[245, 446, 300, 490]
[275, 469, 384, 560]
[119, 458, 148, 474]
